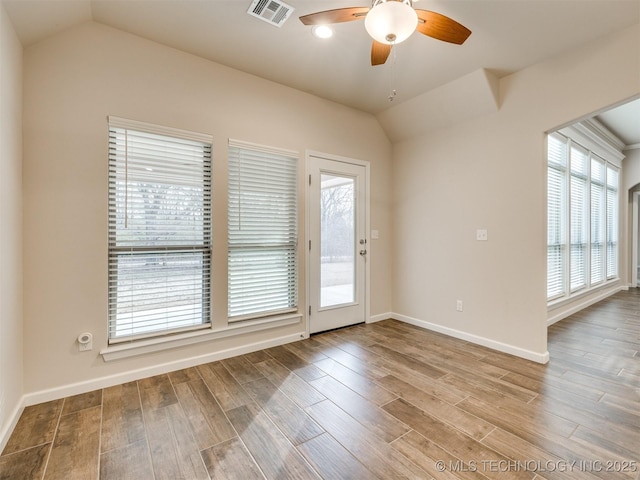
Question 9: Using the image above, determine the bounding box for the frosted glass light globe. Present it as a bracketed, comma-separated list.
[312, 25, 334, 39]
[364, 1, 418, 45]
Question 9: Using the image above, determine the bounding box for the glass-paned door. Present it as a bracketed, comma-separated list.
[309, 155, 367, 333]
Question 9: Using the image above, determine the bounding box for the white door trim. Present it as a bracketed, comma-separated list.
[305, 150, 370, 337]
[632, 191, 640, 287]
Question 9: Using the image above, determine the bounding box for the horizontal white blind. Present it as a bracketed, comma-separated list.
[606, 166, 619, 279]
[108, 121, 212, 342]
[570, 145, 588, 292]
[228, 141, 298, 319]
[590, 156, 605, 285]
[547, 134, 567, 300]
[547, 131, 620, 306]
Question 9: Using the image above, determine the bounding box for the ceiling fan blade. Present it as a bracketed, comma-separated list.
[371, 41, 392, 66]
[299, 7, 369, 26]
[415, 10, 471, 45]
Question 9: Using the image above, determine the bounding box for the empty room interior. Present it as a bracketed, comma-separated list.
[0, 0, 639, 478]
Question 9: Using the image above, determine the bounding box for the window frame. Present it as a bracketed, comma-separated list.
[569, 142, 589, 293]
[107, 116, 213, 343]
[547, 133, 568, 301]
[547, 129, 620, 306]
[606, 165, 619, 280]
[227, 139, 299, 322]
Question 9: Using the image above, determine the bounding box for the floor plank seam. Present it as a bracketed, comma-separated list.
[0, 440, 51, 458]
[38, 400, 64, 480]
[389, 428, 414, 445]
[96, 390, 104, 480]
[137, 380, 157, 480]
[195, 364, 248, 478]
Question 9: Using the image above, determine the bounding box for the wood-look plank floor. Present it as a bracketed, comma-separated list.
[2, 289, 640, 479]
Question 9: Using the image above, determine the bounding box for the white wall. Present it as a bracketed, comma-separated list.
[0, 1, 24, 449]
[391, 24, 640, 361]
[22, 22, 392, 397]
[623, 149, 640, 191]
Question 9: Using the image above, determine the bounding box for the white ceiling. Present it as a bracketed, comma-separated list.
[3, 0, 640, 143]
[596, 98, 640, 147]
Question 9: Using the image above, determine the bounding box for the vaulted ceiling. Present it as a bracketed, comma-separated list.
[3, 0, 640, 143]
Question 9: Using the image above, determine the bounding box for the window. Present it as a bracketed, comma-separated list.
[108, 117, 212, 342]
[228, 140, 298, 319]
[547, 134, 567, 299]
[590, 156, 605, 285]
[570, 144, 588, 292]
[606, 166, 619, 279]
[547, 131, 619, 303]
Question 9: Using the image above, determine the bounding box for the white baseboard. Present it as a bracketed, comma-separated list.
[391, 313, 550, 364]
[368, 312, 393, 323]
[547, 285, 624, 326]
[0, 397, 25, 453]
[23, 332, 303, 407]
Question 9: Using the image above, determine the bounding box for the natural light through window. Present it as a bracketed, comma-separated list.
[227, 141, 298, 320]
[320, 174, 356, 307]
[107, 117, 212, 342]
[547, 131, 619, 303]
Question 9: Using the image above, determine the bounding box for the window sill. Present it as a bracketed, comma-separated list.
[547, 279, 622, 326]
[547, 277, 620, 310]
[101, 313, 302, 362]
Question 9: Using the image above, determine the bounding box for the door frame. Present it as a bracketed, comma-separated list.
[632, 191, 640, 287]
[305, 150, 371, 337]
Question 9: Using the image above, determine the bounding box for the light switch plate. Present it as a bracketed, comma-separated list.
[476, 229, 488, 241]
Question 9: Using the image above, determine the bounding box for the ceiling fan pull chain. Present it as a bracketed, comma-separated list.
[388, 45, 398, 102]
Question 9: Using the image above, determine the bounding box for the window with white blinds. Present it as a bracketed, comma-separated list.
[108, 117, 212, 342]
[606, 166, 619, 279]
[570, 145, 588, 292]
[547, 134, 567, 300]
[590, 156, 606, 286]
[546, 132, 619, 304]
[227, 140, 298, 320]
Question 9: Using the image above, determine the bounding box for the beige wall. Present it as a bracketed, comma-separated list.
[391, 24, 640, 360]
[0, 1, 24, 447]
[22, 22, 392, 395]
[623, 149, 640, 193]
[623, 147, 640, 286]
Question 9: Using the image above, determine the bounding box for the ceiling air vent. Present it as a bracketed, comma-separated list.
[247, 0, 294, 27]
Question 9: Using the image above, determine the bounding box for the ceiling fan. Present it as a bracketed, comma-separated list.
[299, 0, 471, 66]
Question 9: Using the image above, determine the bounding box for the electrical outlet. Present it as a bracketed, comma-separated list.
[456, 300, 463, 312]
[78, 333, 93, 352]
[476, 229, 488, 241]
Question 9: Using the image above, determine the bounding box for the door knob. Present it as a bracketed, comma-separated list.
[359, 250, 367, 256]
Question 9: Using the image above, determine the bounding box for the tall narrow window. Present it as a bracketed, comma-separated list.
[547, 134, 567, 300]
[590, 156, 606, 285]
[569, 145, 588, 292]
[606, 166, 619, 279]
[228, 141, 298, 319]
[108, 117, 212, 342]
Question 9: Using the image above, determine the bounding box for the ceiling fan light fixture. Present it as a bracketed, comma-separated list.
[312, 25, 334, 39]
[364, 0, 418, 45]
